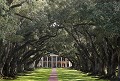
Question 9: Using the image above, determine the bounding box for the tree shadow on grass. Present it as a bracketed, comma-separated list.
[0, 68, 51, 81]
[57, 69, 108, 81]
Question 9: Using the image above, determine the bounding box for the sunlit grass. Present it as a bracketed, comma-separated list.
[0, 68, 111, 81]
[57, 68, 110, 81]
[0, 68, 51, 81]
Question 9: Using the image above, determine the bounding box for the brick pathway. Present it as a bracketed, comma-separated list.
[48, 68, 58, 81]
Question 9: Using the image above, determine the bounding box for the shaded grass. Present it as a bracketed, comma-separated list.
[0, 68, 111, 81]
[0, 68, 51, 81]
[57, 68, 110, 81]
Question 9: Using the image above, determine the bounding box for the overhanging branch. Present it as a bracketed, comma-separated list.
[15, 13, 33, 21]
[10, 1, 25, 9]
[73, 22, 95, 27]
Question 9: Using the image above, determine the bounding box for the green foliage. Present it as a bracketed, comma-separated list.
[0, 0, 9, 16]
[93, 1, 120, 33]
[0, 0, 120, 79]
[6, 35, 24, 42]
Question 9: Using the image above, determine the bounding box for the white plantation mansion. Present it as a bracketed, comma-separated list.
[38, 54, 72, 68]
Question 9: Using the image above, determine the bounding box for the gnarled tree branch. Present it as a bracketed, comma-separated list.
[15, 13, 33, 21]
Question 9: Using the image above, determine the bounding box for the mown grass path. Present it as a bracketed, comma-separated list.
[57, 68, 109, 81]
[48, 68, 58, 81]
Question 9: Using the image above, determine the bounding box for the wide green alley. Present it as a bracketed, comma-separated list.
[0, 68, 109, 81]
[0, 0, 119, 81]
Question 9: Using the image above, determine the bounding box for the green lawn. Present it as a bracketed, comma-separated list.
[57, 68, 109, 81]
[0, 68, 110, 81]
[0, 68, 51, 81]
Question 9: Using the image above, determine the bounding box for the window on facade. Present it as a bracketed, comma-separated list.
[62, 64, 65, 67]
[48, 63, 51, 67]
[53, 56, 56, 61]
[67, 63, 69, 67]
[48, 57, 51, 61]
[43, 63, 47, 67]
[44, 57, 47, 61]
[62, 58, 65, 61]
[57, 63, 61, 67]
[57, 57, 61, 61]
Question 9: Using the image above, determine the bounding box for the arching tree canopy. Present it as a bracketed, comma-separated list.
[0, 0, 120, 80]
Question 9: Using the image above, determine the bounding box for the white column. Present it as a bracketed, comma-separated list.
[65, 58, 67, 67]
[51, 56, 53, 68]
[61, 57, 62, 67]
[56, 56, 57, 68]
[69, 61, 71, 67]
[47, 57, 48, 68]
[42, 57, 43, 67]
[69, 61, 72, 67]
